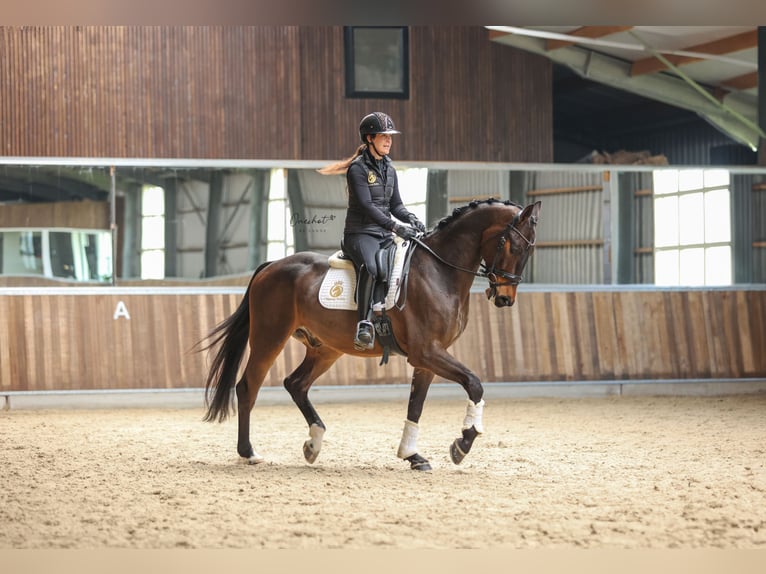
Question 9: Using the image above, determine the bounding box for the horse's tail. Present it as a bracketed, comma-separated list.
[199, 262, 272, 423]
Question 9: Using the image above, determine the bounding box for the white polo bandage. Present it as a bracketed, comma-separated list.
[307, 423, 324, 452]
[462, 399, 485, 434]
[397, 419, 420, 459]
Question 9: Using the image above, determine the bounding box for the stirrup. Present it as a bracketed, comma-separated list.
[354, 320, 375, 350]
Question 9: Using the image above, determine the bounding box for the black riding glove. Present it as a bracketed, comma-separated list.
[393, 224, 418, 241]
[407, 214, 426, 233]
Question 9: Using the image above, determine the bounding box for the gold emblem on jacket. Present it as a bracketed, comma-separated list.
[367, 172, 377, 184]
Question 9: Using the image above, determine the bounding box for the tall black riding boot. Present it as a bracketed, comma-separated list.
[371, 280, 387, 314]
[354, 269, 376, 351]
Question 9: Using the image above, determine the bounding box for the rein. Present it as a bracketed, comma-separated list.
[410, 237, 485, 278]
[410, 215, 535, 300]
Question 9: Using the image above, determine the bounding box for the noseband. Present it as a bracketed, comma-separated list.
[481, 215, 536, 299]
[411, 213, 536, 300]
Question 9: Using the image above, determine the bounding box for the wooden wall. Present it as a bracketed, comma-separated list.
[298, 27, 553, 163]
[0, 27, 301, 159]
[1, 288, 764, 394]
[0, 200, 109, 228]
[0, 26, 552, 163]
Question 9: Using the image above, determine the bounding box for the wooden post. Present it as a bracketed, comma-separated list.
[164, 178, 177, 278]
[759, 27, 766, 166]
[602, 170, 615, 284]
[110, 166, 116, 285]
[121, 183, 141, 279]
[248, 169, 270, 270]
[426, 170, 448, 228]
[204, 172, 223, 278]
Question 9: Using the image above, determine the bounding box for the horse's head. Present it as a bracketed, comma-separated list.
[480, 201, 541, 307]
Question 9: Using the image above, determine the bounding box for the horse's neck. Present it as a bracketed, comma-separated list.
[413, 212, 491, 300]
[426, 210, 494, 269]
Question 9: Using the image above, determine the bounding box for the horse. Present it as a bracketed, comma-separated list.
[199, 198, 541, 471]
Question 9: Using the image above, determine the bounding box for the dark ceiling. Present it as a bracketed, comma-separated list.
[552, 63, 701, 151]
[491, 26, 762, 164]
[0, 166, 112, 204]
[0, 166, 222, 205]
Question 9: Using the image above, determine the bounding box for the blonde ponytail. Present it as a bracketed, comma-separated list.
[317, 144, 367, 175]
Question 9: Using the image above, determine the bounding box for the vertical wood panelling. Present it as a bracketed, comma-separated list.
[1, 26, 550, 162]
[1, 288, 763, 392]
[0, 297, 14, 388]
[0, 200, 109, 228]
[0, 27, 303, 160]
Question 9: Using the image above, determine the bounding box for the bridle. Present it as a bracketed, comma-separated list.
[481, 217, 536, 298]
[410, 213, 536, 300]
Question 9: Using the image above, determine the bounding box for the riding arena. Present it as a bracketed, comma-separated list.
[1, 26, 766, 553]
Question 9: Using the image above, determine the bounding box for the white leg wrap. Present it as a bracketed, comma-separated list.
[462, 399, 485, 434]
[307, 423, 324, 453]
[397, 419, 420, 459]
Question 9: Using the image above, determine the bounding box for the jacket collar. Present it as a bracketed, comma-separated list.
[362, 147, 391, 173]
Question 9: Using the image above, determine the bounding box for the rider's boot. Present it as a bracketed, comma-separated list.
[354, 270, 376, 351]
[371, 280, 387, 315]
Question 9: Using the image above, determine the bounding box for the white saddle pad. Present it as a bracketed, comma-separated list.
[318, 238, 409, 311]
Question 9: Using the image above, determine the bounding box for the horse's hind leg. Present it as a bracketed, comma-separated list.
[236, 328, 294, 464]
[397, 368, 435, 471]
[283, 343, 342, 464]
[236, 372, 264, 463]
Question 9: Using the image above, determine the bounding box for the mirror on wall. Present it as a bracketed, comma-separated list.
[0, 161, 764, 287]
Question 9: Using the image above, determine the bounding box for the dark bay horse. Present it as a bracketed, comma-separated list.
[200, 198, 541, 470]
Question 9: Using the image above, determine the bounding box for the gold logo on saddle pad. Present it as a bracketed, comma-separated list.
[367, 172, 377, 184]
[329, 281, 344, 298]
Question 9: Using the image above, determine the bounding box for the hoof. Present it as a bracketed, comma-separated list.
[450, 426, 479, 465]
[450, 439, 467, 465]
[303, 424, 325, 464]
[405, 453, 432, 471]
[303, 440, 319, 464]
[239, 444, 264, 464]
[246, 452, 265, 465]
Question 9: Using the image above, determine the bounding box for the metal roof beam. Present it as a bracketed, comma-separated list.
[722, 71, 759, 90]
[546, 26, 633, 51]
[631, 30, 758, 76]
[490, 32, 761, 150]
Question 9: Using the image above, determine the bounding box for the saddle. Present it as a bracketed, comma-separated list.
[321, 237, 409, 310]
[319, 237, 415, 364]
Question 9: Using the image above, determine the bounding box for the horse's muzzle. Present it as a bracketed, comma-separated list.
[486, 283, 517, 307]
[493, 295, 515, 307]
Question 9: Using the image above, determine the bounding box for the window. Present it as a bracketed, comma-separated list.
[653, 169, 731, 286]
[344, 27, 409, 99]
[0, 229, 112, 282]
[398, 167, 428, 223]
[141, 185, 165, 279]
[266, 169, 295, 261]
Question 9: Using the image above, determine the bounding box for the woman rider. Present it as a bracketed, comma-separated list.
[319, 112, 425, 350]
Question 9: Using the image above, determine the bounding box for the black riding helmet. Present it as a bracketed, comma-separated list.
[359, 112, 401, 143]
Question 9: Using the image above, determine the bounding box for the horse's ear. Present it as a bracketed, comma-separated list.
[519, 201, 541, 225]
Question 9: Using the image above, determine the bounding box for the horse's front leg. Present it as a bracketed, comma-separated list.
[397, 368, 435, 471]
[450, 396, 485, 465]
[408, 344, 485, 465]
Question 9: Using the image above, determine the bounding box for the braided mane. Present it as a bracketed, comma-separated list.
[434, 197, 521, 231]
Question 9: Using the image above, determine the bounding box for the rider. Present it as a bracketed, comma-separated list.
[319, 112, 426, 350]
